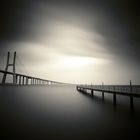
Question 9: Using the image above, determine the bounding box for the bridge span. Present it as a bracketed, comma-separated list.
[0, 69, 66, 85]
[0, 52, 69, 85]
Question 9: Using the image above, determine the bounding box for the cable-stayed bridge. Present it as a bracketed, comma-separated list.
[0, 52, 70, 85]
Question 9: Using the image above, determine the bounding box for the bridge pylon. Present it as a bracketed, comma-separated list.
[2, 52, 16, 84]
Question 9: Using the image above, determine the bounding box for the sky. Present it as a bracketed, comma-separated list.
[0, 0, 139, 84]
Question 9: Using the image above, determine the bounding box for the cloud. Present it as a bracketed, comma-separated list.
[0, 0, 139, 84]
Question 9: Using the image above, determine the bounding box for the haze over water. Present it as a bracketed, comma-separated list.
[1, 85, 140, 140]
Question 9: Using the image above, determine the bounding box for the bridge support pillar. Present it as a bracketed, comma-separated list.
[19, 76, 21, 85]
[2, 52, 16, 84]
[33, 79, 35, 85]
[32, 78, 34, 85]
[22, 76, 25, 85]
[84, 88, 87, 93]
[31, 78, 32, 85]
[16, 75, 18, 84]
[26, 77, 28, 85]
[32, 79, 34, 85]
[76, 86, 78, 90]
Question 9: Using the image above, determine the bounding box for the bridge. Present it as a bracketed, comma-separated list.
[0, 52, 140, 110]
[0, 52, 68, 85]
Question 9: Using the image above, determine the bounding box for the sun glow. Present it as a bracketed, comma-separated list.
[62, 57, 94, 68]
[53, 56, 107, 70]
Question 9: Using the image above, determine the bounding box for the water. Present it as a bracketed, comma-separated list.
[1, 85, 140, 140]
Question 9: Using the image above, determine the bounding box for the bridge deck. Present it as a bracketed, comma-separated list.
[0, 70, 66, 85]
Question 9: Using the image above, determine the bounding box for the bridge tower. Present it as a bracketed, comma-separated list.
[2, 52, 16, 84]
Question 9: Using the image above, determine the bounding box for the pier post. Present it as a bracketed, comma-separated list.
[130, 96, 133, 110]
[91, 89, 94, 97]
[84, 88, 87, 93]
[34, 79, 35, 85]
[129, 80, 134, 110]
[130, 80, 132, 93]
[76, 86, 78, 90]
[102, 91, 104, 100]
[113, 94, 117, 106]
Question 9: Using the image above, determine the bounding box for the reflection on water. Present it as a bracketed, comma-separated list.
[1, 85, 140, 140]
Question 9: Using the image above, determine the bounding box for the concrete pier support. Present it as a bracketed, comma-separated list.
[39, 80, 41, 85]
[22, 76, 25, 85]
[26, 77, 28, 85]
[2, 52, 16, 84]
[16, 75, 18, 84]
[19, 76, 21, 85]
[31, 78, 33, 85]
[84, 88, 87, 93]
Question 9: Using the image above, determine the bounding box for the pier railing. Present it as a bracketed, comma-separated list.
[79, 85, 140, 94]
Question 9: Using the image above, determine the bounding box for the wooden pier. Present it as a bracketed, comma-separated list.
[76, 84, 140, 110]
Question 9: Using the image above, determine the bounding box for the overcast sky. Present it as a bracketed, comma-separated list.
[0, 0, 139, 84]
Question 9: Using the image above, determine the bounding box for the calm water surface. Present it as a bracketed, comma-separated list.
[1, 85, 140, 140]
